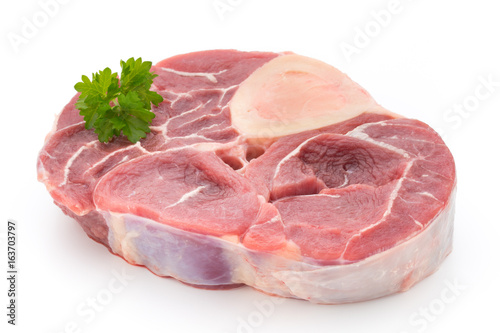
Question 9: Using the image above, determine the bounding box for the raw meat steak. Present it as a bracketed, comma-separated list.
[37, 50, 456, 303]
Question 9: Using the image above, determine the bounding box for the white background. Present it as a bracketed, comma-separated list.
[1, 0, 499, 332]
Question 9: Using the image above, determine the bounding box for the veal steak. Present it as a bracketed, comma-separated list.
[37, 50, 456, 303]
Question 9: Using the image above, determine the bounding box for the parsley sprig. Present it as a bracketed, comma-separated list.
[74, 58, 163, 143]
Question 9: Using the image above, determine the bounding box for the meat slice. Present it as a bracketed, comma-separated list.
[37, 49, 456, 303]
[266, 133, 407, 201]
[37, 123, 146, 215]
[245, 118, 455, 264]
[94, 148, 262, 237]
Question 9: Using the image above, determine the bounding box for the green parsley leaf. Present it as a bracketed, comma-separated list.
[74, 58, 163, 143]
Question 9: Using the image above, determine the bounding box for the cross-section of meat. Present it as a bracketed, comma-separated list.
[37, 50, 456, 303]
